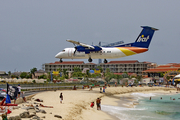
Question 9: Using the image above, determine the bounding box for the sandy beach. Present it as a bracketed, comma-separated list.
[5, 86, 176, 120]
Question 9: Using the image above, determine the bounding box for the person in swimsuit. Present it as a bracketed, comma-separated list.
[60, 93, 63, 103]
[96, 98, 101, 110]
[17, 84, 21, 98]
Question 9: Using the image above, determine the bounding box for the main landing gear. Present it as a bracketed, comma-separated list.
[88, 58, 107, 63]
[104, 59, 108, 63]
[88, 58, 92, 62]
[59, 58, 63, 63]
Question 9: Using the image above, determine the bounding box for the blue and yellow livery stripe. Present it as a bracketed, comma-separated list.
[116, 47, 136, 56]
[116, 47, 148, 56]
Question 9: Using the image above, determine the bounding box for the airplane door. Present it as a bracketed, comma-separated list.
[68, 49, 73, 57]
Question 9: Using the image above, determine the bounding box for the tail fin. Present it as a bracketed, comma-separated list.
[132, 26, 158, 48]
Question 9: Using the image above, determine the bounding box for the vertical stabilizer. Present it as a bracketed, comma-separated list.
[132, 26, 158, 48]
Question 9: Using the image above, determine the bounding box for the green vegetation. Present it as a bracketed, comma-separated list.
[63, 69, 68, 79]
[20, 72, 31, 79]
[30, 67, 37, 78]
[32, 80, 36, 83]
[39, 74, 47, 79]
[96, 66, 103, 73]
[122, 72, 129, 78]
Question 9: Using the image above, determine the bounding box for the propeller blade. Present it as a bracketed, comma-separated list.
[74, 47, 77, 54]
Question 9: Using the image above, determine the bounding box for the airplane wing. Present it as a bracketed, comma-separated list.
[66, 40, 95, 49]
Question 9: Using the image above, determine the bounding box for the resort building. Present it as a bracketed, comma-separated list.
[45, 60, 151, 75]
[45, 61, 96, 73]
[99, 60, 150, 75]
[142, 63, 180, 79]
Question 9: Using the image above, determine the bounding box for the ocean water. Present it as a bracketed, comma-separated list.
[102, 92, 180, 120]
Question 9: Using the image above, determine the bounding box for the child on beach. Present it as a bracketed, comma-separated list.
[60, 93, 63, 103]
[90, 102, 94, 108]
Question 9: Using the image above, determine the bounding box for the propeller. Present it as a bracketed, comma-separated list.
[74, 47, 77, 54]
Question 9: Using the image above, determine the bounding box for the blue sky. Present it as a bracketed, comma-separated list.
[0, 0, 180, 72]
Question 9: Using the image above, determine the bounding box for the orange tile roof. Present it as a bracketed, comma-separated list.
[157, 65, 172, 68]
[157, 64, 180, 68]
[49, 61, 85, 65]
[107, 60, 139, 64]
[143, 68, 179, 72]
[173, 65, 180, 67]
[143, 61, 153, 63]
[85, 63, 96, 65]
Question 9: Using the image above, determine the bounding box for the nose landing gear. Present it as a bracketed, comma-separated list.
[104, 59, 108, 63]
[88, 58, 92, 62]
[59, 58, 63, 63]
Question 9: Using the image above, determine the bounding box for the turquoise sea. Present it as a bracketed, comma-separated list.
[102, 92, 180, 120]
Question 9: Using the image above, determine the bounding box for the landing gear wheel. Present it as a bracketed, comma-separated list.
[59, 58, 63, 63]
[104, 59, 108, 63]
[88, 58, 92, 62]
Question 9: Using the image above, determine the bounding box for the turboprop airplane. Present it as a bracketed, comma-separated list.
[55, 26, 158, 63]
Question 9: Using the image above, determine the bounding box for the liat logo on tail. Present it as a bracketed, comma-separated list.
[137, 35, 149, 42]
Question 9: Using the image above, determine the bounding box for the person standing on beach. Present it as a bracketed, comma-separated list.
[21, 92, 26, 102]
[115, 82, 117, 87]
[17, 84, 21, 98]
[103, 86, 105, 93]
[100, 87, 102, 93]
[96, 98, 101, 110]
[60, 93, 63, 103]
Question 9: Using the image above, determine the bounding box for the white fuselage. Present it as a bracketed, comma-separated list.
[55, 47, 131, 59]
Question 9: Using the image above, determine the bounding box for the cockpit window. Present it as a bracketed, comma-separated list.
[62, 50, 65, 52]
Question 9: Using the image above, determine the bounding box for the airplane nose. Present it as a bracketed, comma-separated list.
[55, 52, 61, 58]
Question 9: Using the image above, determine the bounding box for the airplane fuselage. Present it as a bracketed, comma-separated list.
[55, 47, 148, 59]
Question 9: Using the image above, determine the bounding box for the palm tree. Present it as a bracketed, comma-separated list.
[8, 71, 11, 78]
[122, 72, 129, 78]
[63, 69, 68, 79]
[30, 68, 37, 78]
[73, 67, 82, 72]
[104, 68, 113, 83]
[85, 70, 90, 83]
[57, 68, 62, 73]
[136, 75, 142, 82]
[97, 66, 103, 73]
[115, 74, 123, 84]
[57, 68, 62, 77]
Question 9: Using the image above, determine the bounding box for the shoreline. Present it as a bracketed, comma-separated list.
[7, 86, 176, 120]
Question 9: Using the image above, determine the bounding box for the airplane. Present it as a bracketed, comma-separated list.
[55, 26, 158, 63]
